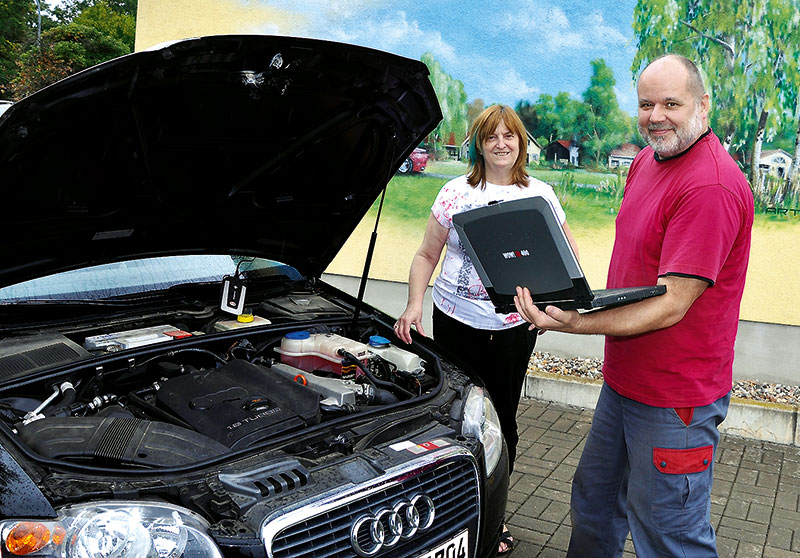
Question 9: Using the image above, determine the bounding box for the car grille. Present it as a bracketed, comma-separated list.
[269, 454, 480, 558]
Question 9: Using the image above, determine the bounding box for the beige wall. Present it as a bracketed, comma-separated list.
[135, 0, 304, 52]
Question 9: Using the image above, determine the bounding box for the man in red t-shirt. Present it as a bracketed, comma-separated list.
[515, 54, 753, 557]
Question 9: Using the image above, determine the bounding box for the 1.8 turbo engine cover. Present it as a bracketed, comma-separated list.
[156, 360, 320, 448]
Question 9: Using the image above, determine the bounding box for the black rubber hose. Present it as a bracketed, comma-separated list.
[338, 350, 414, 400]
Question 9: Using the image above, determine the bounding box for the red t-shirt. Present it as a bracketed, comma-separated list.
[603, 131, 754, 407]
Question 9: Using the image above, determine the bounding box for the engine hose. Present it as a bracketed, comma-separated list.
[338, 350, 414, 400]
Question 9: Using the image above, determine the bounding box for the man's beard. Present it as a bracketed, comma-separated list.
[639, 107, 705, 157]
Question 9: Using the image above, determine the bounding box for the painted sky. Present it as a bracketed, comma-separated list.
[257, 0, 641, 115]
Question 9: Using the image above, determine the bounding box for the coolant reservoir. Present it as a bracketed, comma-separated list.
[274, 331, 371, 377]
[367, 335, 426, 375]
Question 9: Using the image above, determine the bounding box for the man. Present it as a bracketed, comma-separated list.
[514, 54, 754, 556]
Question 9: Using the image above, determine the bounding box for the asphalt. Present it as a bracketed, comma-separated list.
[506, 397, 800, 557]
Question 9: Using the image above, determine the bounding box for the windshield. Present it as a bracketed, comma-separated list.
[0, 255, 302, 303]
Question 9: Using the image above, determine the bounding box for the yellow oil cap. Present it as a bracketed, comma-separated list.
[237, 313, 255, 323]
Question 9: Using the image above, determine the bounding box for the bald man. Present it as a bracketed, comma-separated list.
[515, 55, 754, 556]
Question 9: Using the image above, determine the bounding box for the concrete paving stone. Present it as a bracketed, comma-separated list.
[720, 516, 770, 536]
[715, 464, 741, 483]
[548, 523, 572, 550]
[725, 498, 751, 519]
[516, 495, 553, 519]
[737, 541, 771, 558]
[746, 502, 775, 523]
[537, 431, 584, 448]
[550, 417, 579, 434]
[537, 547, 567, 558]
[742, 461, 785, 477]
[509, 476, 545, 496]
[712, 478, 734, 499]
[541, 445, 574, 464]
[717, 536, 739, 556]
[773, 487, 799, 511]
[506, 521, 550, 546]
[549, 463, 577, 483]
[540, 478, 572, 496]
[514, 454, 556, 473]
[763, 547, 800, 558]
[755, 470, 780, 489]
[516, 424, 548, 442]
[532, 485, 571, 505]
[731, 484, 781, 503]
[537, 502, 570, 528]
[765, 525, 793, 550]
[516, 515, 560, 537]
[767, 508, 800, 529]
[717, 527, 768, 547]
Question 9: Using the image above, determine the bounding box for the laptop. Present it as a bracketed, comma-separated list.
[452, 196, 666, 313]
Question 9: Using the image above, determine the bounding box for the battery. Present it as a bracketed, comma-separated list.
[84, 325, 191, 352]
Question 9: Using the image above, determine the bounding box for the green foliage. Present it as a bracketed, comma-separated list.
[2, 0, 135, 99]
[0, 0, 35, 97]
[12, 22, 129, 98]
[73, 1, 136, 50]
[421, 52, 468, 152]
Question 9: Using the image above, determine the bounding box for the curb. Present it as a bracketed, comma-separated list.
[524, 371, 800, 446]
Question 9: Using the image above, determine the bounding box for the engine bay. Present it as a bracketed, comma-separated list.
[0, 293, 438, 470]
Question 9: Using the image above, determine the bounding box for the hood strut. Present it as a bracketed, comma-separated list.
[351, 183, 388, 328]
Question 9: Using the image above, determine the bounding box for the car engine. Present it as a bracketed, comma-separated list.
[1, 318, 434, 469]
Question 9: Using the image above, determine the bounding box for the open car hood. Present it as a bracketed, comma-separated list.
[0, 35, 441, 287]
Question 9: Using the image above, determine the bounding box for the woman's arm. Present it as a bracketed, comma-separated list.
[395, 214, 449, 344]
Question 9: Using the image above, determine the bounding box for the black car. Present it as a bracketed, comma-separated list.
[0, 35, 508, 558]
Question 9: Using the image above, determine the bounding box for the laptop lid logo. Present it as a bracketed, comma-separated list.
[502, 249, 530, 259]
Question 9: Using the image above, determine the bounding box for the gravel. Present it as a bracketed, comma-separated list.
[528, 351, 800, 407]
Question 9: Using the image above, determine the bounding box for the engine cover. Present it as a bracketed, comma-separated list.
[156, 360, 320, 448]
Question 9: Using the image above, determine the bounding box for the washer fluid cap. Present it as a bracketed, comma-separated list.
[369, 335, 391, 347]
[237, 313, 255, 323]
[285, 330, 311, 340]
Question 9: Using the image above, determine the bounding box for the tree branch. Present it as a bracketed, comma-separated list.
[681, 20, 735, 58]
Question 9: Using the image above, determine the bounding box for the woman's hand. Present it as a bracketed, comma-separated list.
[394, 306, 427, 345]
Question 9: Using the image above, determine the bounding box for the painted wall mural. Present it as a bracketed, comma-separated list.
[137, 0, 800, 326]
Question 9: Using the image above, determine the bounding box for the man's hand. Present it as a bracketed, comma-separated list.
[514, 286, 583, 332]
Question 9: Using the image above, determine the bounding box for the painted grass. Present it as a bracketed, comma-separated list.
[374, 161, 799, 231]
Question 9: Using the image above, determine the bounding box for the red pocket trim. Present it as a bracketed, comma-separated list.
[653, 445, 713, 474]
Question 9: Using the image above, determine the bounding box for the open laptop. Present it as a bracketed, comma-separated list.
[452, 196, 666, 313]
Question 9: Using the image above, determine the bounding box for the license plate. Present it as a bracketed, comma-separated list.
[416, 529, 469, 558]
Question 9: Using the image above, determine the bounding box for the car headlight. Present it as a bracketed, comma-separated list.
[0, 501, 222, 557]
[461, 386, 504, 476]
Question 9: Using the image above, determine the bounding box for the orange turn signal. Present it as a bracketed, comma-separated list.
[5, 522, 51, 555]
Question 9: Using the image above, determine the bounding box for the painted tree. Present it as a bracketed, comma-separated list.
[581, 59, 633, 166]
[631, 0, 799, 191]
[420, 52, 468, 157]
[466, 98, 485, 135]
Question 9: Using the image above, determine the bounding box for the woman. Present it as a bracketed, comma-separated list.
[394, 104, 578, 555]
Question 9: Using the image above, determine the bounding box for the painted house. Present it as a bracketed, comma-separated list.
[759, 149, 792, 179]
[608, 143, 642, 168]
[545, 139, 580, 166]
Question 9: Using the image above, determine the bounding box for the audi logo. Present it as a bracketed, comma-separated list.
[350, 494, 436, 557]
